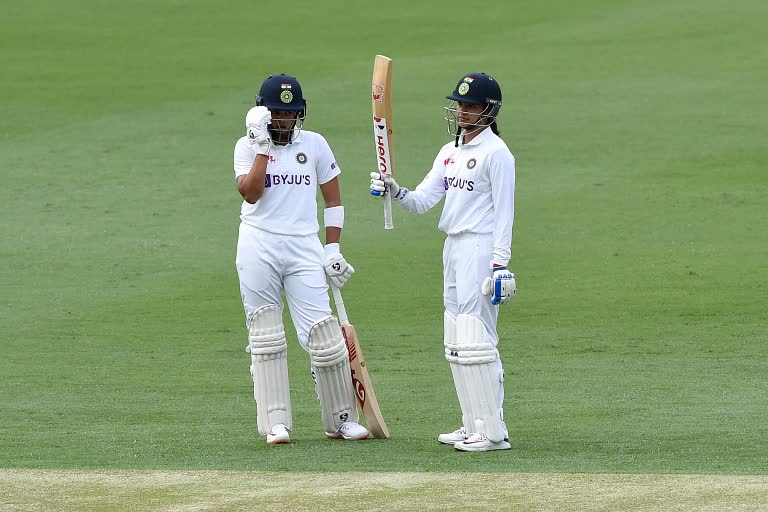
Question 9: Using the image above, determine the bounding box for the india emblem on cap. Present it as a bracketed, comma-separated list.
[458, 82, 470, 95]
[280, 83, 293, 103]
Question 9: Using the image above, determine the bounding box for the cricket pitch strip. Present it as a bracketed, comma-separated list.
[2, 469, 766, 511]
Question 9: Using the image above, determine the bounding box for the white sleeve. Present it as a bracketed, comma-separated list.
[395, 152, 446, 214]
[489, 150, 515, 267]
[315, 135, 341, 185]
[234, 138, 255, 179]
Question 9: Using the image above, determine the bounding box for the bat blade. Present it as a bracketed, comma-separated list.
[340, 322, 390, 439]
[372, 55, 394, 230]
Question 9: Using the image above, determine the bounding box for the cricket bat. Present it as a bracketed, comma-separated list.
[372, 55, 395, 230]
[331, 284, 390, 439]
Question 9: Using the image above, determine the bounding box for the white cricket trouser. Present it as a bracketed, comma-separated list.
[443, 232, 506, 425]
[236, 223, 331, 349]
[443, 232, 499, 345]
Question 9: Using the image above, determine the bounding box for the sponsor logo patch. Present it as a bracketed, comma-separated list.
[264, 174, 312, 187]
[444, 177, 475, 192]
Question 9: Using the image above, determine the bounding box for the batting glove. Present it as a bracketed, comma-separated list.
[324, 243, 355, 288]
[370, 171, 404, 200]
[246, 106, 272, 156]
[481, 266, 516, 305]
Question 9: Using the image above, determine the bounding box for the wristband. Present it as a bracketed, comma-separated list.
[323, 205, 344, 229]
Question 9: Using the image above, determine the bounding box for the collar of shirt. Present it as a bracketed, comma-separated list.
[461, 126, 494, 147]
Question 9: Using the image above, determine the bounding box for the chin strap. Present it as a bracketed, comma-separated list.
[454, 126, 462, 147]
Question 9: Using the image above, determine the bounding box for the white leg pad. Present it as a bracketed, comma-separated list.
[445, 313, 506, 443]
[249, 304, 292, 435]
[308, 315, 358, 432]
[444, 311, 473, 433]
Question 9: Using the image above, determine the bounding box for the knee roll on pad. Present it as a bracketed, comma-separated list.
[308, 315, 358, 432]
[444, 313, 506, 443]
[444, 311, 472, 433]
[249, 304, 292, 435]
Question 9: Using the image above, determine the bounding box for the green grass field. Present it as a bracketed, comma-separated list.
[2, 0, 767, 509]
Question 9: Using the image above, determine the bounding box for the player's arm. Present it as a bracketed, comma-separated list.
[237, 155, 269, 204]
[481, 150, 517, 305]
[320, 173, 354, 288]
[489, 151, 515, 267]
[236, 106, 272, 203]
[319, 176, 342, 245]
[370, 152, 447, 214]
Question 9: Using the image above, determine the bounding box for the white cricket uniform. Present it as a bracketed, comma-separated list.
[233, 130, 340, 348]
[394, 127, 516, 345]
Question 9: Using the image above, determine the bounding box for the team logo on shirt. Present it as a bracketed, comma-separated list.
[467, 158, 477, 169]
[296, 152, 308, 164]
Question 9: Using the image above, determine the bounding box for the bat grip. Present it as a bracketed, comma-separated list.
[330, 283, 349, 325]
[384, 190, 393, 230]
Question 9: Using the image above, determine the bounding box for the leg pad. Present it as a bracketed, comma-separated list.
[249, 304, 292, 435]
[445, 313, 506, 443]
[308, 315, 358, 432]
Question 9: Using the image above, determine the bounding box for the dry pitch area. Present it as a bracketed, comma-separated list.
[2, 470, 766, 511]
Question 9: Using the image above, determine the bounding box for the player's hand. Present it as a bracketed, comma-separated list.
[370, 171, 401, 199]
[481, 266, 516, 305]
[324, 244, 355, 288]
[246, 106, 272, 156]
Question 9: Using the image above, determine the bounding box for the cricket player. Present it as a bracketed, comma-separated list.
[233, 74, 368, 444]
[370, 73, 516, 451]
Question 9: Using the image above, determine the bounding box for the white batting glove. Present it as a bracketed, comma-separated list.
[481, 266, 516, 305]
[324, 243, 355, 288]
[245, 106, 272, 156]
[370, 171, 403, 199]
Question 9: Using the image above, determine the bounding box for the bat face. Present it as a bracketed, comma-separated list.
[340, 322, 390, 438]
[372, 54, 395, 230]
[341, 325, 367, 408]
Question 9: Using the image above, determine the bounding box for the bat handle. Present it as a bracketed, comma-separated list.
[330, 283, 349, 325]
[384, 190, 393, 230]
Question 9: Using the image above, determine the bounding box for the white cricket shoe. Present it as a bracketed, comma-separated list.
[266, 424, 291, 445]
[454, 432, 511, 452]
[438, 427, 469, 445]
[325, 421, 370, 441]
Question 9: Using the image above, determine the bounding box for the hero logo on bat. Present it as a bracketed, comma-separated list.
[376, 135, 390, 174]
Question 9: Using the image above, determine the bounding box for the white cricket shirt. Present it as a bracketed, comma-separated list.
[233, 130, 340, 236]
[395, 128, 516, 267]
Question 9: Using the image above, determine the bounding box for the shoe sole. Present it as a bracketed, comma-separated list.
[267, 438, 290, 445]
[438, 438, 466, 445]
[325, 433, 370, 441]
[454, 441, 511, 452]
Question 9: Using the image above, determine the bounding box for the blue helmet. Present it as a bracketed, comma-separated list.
[255, 74, 307, 114]
[255, 74, 307, 144]
[446, 72, 502, 117]
[445, 72, 503, 143]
